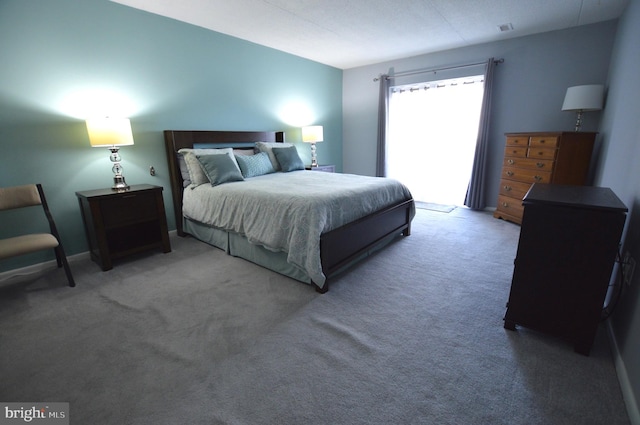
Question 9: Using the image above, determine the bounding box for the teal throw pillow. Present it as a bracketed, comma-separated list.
[273, 146, 304, 172]
[196, 154, 244, 186]
[235, 152, 275, 178]
[255, 142, 294, 171]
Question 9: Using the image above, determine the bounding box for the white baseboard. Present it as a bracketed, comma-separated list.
[607, 321, 640, 425]
[0, 230, 178, 283]
[0, 251, 89, 284]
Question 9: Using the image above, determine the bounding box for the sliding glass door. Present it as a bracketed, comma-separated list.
[387, 76, 484, 206]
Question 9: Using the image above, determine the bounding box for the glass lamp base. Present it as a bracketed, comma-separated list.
[310, 142, 318, 167]
[112, 175, 130, 191]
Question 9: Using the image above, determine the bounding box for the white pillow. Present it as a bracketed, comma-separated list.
[233, 148, 255, 156]
[178, 148, 240, 188]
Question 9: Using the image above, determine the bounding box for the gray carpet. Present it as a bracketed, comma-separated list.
[0, 208, 630, 424]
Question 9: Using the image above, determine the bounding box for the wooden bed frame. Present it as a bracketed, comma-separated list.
[164, 130, 414, 293]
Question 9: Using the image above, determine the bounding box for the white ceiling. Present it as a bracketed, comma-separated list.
[110, 0, 629, 69]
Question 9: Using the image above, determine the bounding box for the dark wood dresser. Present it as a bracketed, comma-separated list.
[503, 184, 627, 355]
[76, 184, 171, 270]
[494, 132, 596, 224]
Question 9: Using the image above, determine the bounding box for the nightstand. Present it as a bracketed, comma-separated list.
[76, 184, 171, 271]
[306, 165, 335, 173]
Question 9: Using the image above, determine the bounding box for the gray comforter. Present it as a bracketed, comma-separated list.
[182, 170, 414, 287]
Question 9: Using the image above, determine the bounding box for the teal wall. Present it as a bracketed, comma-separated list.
[0, 0, 342, 271]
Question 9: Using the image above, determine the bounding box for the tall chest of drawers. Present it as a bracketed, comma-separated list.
[503, 184, 627, 355]
[493, 131, 596, 224]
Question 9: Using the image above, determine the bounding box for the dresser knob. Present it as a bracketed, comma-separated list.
[506, 171, 514, 176]
[502, 202, 509, 207]
[540, 139, 546, 144]
[536, 162, 544, 168]
[504, 185, 512, 191]
[507, 159, 515, 165]
[534, 175, 542, 182]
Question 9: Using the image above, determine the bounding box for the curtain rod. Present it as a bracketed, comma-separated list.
[373, 58, 504, 82]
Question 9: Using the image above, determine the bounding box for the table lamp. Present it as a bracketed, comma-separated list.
[86, 117, 134, 190]
[561, 85, 604, 131]
[302, 125, 323, 168]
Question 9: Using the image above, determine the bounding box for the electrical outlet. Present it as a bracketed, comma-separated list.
[623, 252, 636, 286]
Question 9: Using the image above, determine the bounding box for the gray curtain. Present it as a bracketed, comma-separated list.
[376, 75, 390, 177]
[464, 58, 497, 209]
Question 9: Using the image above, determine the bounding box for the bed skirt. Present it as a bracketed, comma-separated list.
[183, 217, 401, 286]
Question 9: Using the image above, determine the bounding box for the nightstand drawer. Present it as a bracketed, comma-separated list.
[101, 192, 158, 227]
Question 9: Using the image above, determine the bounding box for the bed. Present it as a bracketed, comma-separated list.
[164, 130, 415, 293]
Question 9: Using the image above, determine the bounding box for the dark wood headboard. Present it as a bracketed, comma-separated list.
[163, 130, 285, 236]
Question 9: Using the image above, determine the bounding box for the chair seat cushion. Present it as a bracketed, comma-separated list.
[0, 233, 59, 260]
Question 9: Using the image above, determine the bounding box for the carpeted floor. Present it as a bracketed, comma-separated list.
[0, 208, 631, 424]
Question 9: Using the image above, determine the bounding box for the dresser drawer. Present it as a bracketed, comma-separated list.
[506, 136, 529, 147]
[496, 195, 525, 218]
[528, 147, 557, 160]
[529, 136, 559, 148]
[101, 192, 158, 227]
[498, 179, 532, 200]
[503, 157, 554, 171]
[502, 166, 552, 184]
[504, 146, 527, 157]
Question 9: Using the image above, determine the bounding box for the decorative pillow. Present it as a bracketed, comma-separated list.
[196, 154, 244, 186]
[235, 152, 275, 178]
[273, 146, 304, 172]
[255, 142, 294, 171]
[178, 148, 239, 188]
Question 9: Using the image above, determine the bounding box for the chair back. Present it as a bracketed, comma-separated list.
[0, 184, 42, 211]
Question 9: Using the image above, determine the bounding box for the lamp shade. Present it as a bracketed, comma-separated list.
[561, 85, 604, 112]
[86, 117, 134, 147]
[302, 125, 323, 143]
